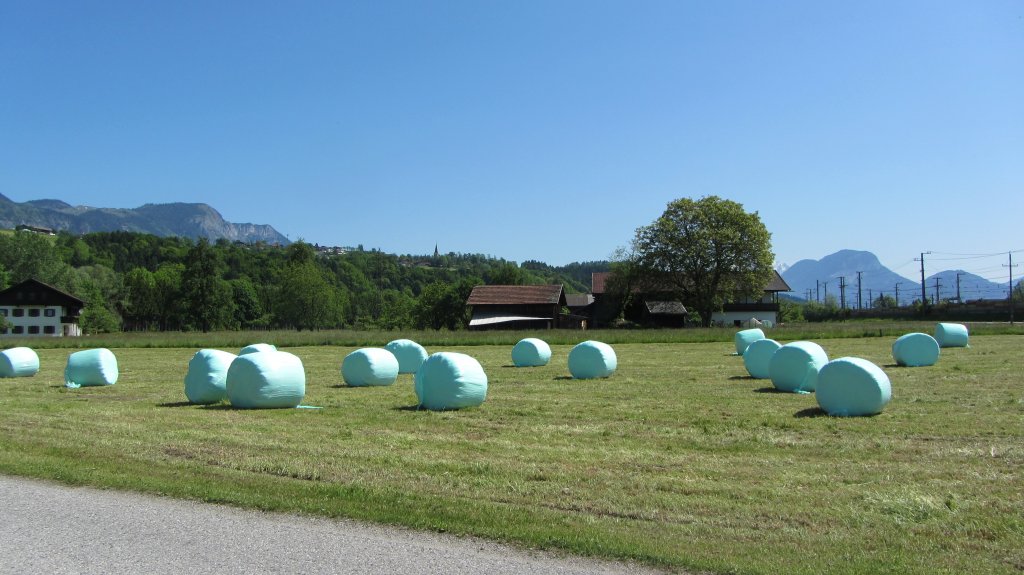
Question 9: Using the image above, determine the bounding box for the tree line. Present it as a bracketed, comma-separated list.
[0, 231, 603, 333]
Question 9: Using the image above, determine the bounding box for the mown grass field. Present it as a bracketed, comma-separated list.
[1, 333, 1022, 574]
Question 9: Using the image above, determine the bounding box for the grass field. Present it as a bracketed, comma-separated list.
[1, 334, 1022, 574]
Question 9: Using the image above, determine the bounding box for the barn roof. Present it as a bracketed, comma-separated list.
[565, 293, 595, 307]
[766, 270, 792, 292]
[466, 284, 566, 306]
[592, 272, 610, 294]
[645, 300, 687, 315]
[0, 278, 86, 308]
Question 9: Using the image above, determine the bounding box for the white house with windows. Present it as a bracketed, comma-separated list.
[0, 279, 85, 337]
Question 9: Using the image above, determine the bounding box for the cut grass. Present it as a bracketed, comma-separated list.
[1, 335, 1022, 574]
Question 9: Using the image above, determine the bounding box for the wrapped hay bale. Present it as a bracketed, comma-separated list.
[184, 349, 238, 404]
[892, 333, 940, 367]
[226, 351, 305, 409]
[511, 338, 551, 367]
[768, 341, 828, 393]
[342, 348, 399, 387]
[1, 347, 40, 378]
[414, 352, 488, 410]
[816, 357, 892, 417]
[64, 348, 119, 388]
[568, 340, 617, 379]
[935, 323, 969, 348]
[240, 343, 277, 355]
[735, 328, 765, 355]
[742, 339, 782, 379]
[385, 339, 428, 374]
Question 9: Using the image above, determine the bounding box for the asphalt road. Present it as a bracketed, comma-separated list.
[0, 475, 670, 574]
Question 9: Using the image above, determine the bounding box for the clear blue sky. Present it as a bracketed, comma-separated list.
[2, 1, 1022, 280]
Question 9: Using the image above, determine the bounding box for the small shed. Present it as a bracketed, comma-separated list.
[467, 285, 567, 330]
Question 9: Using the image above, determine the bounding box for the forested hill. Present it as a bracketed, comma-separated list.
[0, 230, 608, 333]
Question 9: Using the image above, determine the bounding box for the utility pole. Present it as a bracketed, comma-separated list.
[856, 270, 864, 308]
[915, 252, 931, 304]
[805, 288, 813, 302]
[895, 282, 901, 307]
[1006, 252, 1019, 325]
[816, 280, 820, 303]
[933, 277, 942, 304]
[839, 276, 847, 309]
[823, 280, 829, 303]
[955, 272, 965, 303]
[868, 288, 873, 308]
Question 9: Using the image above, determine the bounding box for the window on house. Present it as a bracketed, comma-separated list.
[29, 309, 40, 317]
[28, 326, 40, 334]
[12, 309, 24, 317]
[45, 309, 56, 317]
[0, 309, 7, 317]
[12, 326, 24, 334]
[43, 326, 56, 335]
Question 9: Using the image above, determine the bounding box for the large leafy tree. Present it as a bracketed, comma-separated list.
[633, 196, 774, 327]
[181, 239, 235, 332]
[275, 242, 347, 330]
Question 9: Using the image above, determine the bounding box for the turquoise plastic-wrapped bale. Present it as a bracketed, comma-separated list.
[742, 339, 782, 379]
[892, 333, 940, 367]
[240, 343, 277, 355]
[385, 339, 428, 374]
[64, 348, 119, 388]
[0, 347, 40, 378]
[935, 323, 969, 348]
[184, 349, 238, 404]
[511, 338, 552, 367]
[226, 351, 305, 409]
[414, 352, 488, 411]
[342, 348, 399, 387]
[816, 357, 892, 417]
[768, 341, 828, 393]
[568, 340, 617, 379]
[735, 328, 765, 355]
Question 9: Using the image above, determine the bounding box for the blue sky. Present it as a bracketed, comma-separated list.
[2, 1, 1022, 281]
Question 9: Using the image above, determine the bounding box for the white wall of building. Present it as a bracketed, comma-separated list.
[0, 305, 73, 337]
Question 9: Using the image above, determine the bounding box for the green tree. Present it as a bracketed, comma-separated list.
[276, 260, 347, 330]
[486, 263, 524, 285]
[181, 239, 234, 332]
[633, 196, 774, 327]
[413, 278, 477, 330]
[122, 267, 159, 330]
[873, 294, 898, 309]
[154, 263, 185, 331]
[230, 277, 267, 329]
[0, 231, 74, 289]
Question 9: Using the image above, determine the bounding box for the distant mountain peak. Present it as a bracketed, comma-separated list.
[0, 196, 289, 245]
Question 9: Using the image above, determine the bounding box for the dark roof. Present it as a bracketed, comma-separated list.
[766, 270, 791, 292]
[645, 300, 687, 315]
[565, 293, 595, 307]
[592, 272, 610, 294]
[0, 278, 86, 308]
[467, 285, 566, 306]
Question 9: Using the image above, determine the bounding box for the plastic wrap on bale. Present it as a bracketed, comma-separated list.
[892, 333, 940, 367]
[385, 339, 428, 374]
[743, 339, 781, 379]
[511, 338, 552, 367]
[65, 348, 119, 388]
[768, 341, 828, 393]
[0, 347, 40, 378]
[240, 343, 277, 355]
[735, 328, 765, 355]
[816, 357, 892, 416]
[935, 323, 969, 348]
[342, 348, 399, 387]
[226, 351, 306, 409]
[184, 349, 238, 404]
[414, 352, 488, 411]
[568, 341, 617, 379]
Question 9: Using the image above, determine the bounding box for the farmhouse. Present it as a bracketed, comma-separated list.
[589, 269, 791, 327]
[0, 278, 85, 337]
[466, 285, 571, 330]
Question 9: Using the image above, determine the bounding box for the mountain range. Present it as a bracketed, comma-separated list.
[780, 249, 1014, 305]
[0, 193, 288, 245]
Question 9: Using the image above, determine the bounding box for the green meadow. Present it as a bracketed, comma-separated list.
[1, 332, 1022, 574]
